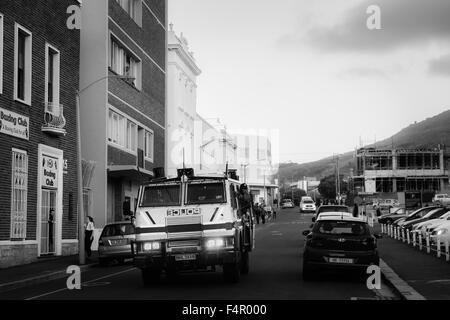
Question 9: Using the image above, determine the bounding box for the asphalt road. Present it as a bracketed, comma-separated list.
[1, 208, 398, 300]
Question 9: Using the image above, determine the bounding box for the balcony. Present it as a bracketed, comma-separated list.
[42, 102, 66, 136]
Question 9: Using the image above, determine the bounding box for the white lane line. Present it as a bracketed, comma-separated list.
[25, 267, 137, 300]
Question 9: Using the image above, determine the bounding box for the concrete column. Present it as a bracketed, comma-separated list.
[392, 178, 397, 192]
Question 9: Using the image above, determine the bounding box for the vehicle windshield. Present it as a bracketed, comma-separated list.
[425, 209, 447, 219]
[140, 184, 181, 207]
[313, 221, 370, 236]
[318, 206, 349, 214]
[101, 224, 135, 237]
[303, 200, 314, 204]
[407, 207, 435, 218]
[186, 181, 226, 205]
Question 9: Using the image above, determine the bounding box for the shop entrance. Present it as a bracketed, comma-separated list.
[40, 189, 57, 255]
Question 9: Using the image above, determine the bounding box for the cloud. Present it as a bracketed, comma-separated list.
[338, 67, 387, 79]
[429, 54, 450, 76]
[278, 0, 450, 53]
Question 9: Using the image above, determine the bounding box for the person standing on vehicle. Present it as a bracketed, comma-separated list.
[353, 203, 359, 218]
[85, 216, 95, 258]
[238, 184, 252, 243]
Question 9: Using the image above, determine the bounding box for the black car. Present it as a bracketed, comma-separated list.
[377, 207, 408, 224]
[302, 215, 380, 280]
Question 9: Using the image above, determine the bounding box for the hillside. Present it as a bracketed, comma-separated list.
[278, 109, 450, 185]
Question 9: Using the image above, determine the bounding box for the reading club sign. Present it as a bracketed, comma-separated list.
[42, 155, 59, 188]
[0, 107, 29, 140]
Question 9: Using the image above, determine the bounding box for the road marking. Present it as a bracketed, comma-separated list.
[25, 267, 136, 300]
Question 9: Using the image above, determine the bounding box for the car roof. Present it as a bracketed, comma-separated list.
[317, 214, 365, 223]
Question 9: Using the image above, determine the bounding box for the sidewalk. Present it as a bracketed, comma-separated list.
[0, 253, 98, 294]
[377, 232, 450, 300]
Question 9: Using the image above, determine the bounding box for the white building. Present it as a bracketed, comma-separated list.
[167, 25, 201, 177]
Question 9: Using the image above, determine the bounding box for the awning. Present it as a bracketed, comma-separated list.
[107, 165, 154, 182]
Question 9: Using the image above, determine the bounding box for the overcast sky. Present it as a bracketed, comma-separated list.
[168, 0, 450, 165]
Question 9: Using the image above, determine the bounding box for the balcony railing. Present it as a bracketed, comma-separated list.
[42, 102, 66, 136]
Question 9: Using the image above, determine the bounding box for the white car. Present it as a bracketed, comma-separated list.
[433, 194, 450, 206]
[413, 211, 450, 237]
[281, 200, 295, 209]
[430, 222, 450, 245]
[300, 197, 316, 213]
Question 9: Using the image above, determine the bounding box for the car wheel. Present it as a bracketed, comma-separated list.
[223, 262, 241, 283]
[142, 267, 161, 285]
[240, 251, 250, 275]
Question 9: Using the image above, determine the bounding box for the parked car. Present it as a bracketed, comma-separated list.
[98, 221, 135, 266]
[430, 223, 450, 245]
[432, 194, 450, 206]
[377, 207, 408, 224]
[400, 207, 449, 231]
[413, 210, 450, 237]
[281, 199, 295, 209]
[300, 197, 316, 213]
[393, 206, 440, 227]
[313, 205, 349, 222]
[302, 214, 380, 280]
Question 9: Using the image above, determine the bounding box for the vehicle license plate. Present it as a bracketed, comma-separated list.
[110, 239, 127, 246]
[175, 254, 197, 261]
[329, 257, 354, 264]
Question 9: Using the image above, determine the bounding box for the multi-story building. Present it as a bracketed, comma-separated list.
[235, 134, 279, 205]
[167, 25, 201, 177]
[0, 0, 80, 267]
[351, 146, 450, 203]
[80, 0, 167, 242]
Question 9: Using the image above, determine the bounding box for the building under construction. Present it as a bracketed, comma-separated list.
[351, 146, 450, 204]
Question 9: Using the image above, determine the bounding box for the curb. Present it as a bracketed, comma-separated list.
[0, 262, 97, 294]
[379, 258, 426, 300]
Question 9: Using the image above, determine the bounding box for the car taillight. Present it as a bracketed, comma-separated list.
[309, 237, 325, 248]
[98, 239, 104, 246]
[362, 238, 376, 249]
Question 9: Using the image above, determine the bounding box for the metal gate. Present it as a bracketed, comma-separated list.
[41, 189, 56, 255]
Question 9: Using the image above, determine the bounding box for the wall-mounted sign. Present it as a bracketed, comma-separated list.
[0, 107, 29, 140]
[365, 178, 376, 193]
[42, 155, 59, 188]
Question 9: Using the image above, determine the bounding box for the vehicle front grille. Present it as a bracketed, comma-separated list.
[168, 240, 201, 248]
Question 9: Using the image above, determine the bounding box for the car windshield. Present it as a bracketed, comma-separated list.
[303, 200, 314, 204]
[140, 184, 181, 207]
[313, 221, 370, 236]
[318, 206, 349, 214]
[101, 224, 134, 237]
[408, 207, 435, 218]
[186, 181, 226, 205]
[425, 209, 447, 219]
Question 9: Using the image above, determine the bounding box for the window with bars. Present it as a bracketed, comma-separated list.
[11, 149, 28, 239]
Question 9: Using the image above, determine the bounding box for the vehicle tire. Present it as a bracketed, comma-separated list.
[99, 257, 109, 267]
[223, 262, 241, 283]
[302, 262, 313, 281]
[240, 251, 250, 275]
[142, 267, 161, 286]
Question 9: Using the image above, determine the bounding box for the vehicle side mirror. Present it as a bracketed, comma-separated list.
[302, 230, 310, 236]
[312, 217, 316, 223]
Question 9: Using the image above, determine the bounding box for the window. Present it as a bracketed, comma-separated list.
[14, 23, 32, 105]
[145, 130, 154, 160]
[11, 149, 28, 239]
[109, 37, 141, 89]
[140, 184, 181, 207]
[186, 182, 226, 205]
[115, 0, 142, 26]
[108, 109, 138, 152]
[0, 14, 3, 94]
[45, 44, 60, 105]
[126, 120, 137, 151]
[108, 110, 125, 145]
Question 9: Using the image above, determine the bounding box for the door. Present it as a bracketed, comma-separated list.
[41, 189, 56, 255]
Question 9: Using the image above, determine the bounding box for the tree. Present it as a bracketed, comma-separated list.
[318, 174, 348, 201]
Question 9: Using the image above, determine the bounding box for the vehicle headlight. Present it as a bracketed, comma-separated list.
[436, 229, 448, 236]
[205, 238, 228, 249]
[142, 241, 161, 251]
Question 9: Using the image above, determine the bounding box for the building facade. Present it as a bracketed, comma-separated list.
[352, 146, 450, 203]
[80, 0, 167, 243]
[0, 0, 80, 267]
[167, 25, 201, 177]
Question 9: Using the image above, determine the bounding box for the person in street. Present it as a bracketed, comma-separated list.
[237, 184, 252, 244]
[353, 203, 359, 218]
[376, 207, 382, 217]
[85, 216, 95, 258]
[254, 203, 261, 224]
[260, 204, 266, 224]
[48, 209, 55, 253]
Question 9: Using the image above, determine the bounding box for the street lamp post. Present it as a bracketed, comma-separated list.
[76, 75, 134, 265]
